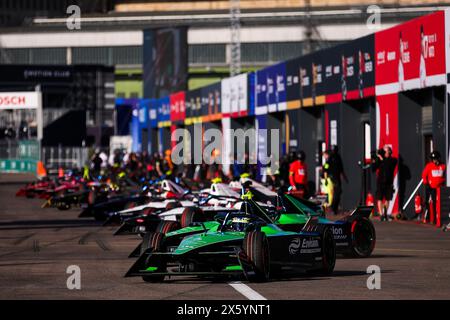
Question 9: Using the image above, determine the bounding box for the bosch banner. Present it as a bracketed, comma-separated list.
[0, 92, 40, 110]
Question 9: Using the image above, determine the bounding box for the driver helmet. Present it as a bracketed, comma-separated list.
[230, 216, 251, 232]
[430, 151, 441, 161]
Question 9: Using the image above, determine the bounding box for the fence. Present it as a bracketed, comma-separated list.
[41, 146, 89, 171]
[0, 139, 91, 174]
[0, 140, 40, 173]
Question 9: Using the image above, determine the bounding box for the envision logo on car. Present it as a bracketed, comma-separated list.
[289, 238, 319, 255]
[302, 239, 319, 248]
[288, 237, 301, 255]
[331, 226, 347, 240]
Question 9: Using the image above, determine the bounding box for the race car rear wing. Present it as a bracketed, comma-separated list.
[349, 206, 373, 219]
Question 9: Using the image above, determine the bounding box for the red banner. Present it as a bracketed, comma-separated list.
[375, 11, 445, 93]
[376, 93, 399, 214]
[169, 91, 186, 123]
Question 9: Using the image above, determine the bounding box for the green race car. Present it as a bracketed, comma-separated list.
[125, 198, 337, 282]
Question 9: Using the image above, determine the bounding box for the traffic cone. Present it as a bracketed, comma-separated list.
[36, 161, 47, 179]
[58, 167, 64, 178]
[366, 192, 374, 206]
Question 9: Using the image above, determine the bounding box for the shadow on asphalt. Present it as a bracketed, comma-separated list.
[134, 269, 397, 285]
[0, 219, 101, 230]
[368, 254, 414, 259]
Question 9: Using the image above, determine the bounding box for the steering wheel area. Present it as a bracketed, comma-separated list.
[219, 212, 267, 232]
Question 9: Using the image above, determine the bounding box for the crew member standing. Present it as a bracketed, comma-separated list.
[372, 145, 397, 221]
[289, 151, 308, 198]
[326, 145, 347, 215]
[422, 151, 446, 224]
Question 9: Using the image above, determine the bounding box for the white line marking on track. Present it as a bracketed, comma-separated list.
[228, 281, 267, 300]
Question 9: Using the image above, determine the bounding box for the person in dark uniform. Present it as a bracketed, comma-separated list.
[372, 145, 397, 221]
[325, 145, 347, 215]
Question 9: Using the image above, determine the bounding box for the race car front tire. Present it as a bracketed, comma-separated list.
[180, 207, 205, 228]
[155, 220, 181, 234]
[141, 232, 166, 283]
[243, 231, 270, 282]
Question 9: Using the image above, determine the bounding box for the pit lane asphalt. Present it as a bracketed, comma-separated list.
[1, 174, 449, 300]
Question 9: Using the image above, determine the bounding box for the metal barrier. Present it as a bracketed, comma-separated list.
[0, 140, 91, 174]
[0, 140, 40, 173]
[41, 146, 90, 171]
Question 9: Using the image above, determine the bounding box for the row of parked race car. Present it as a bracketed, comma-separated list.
[17, 173, 376, 282]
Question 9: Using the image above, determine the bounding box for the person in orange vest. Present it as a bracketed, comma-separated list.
[422, 151, 446, 224]
[289, 150, 308, 198]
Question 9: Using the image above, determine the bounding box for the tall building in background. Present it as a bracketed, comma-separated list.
[0, 1, 113, 27]
[143, 28, 188, 99]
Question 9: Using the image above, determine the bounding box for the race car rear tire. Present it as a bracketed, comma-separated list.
[309, 227, 336, 276]
[180, 207, 205, 228]
[141, 232, 166, 282]
[243, 231, 270, 282]
[88, 191, 96, 205]
[349, 217, 376, 258]
[155, 221, 181, 234]
[165, 201, 181, 211]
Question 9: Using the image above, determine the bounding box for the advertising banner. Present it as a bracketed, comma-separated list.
[248, 72, 256, 116]
[286, 57, 301, 109]
[148, 99, 158, 129]
[268, 62, 287, 112]
[340, 35, 375, 100]
[255, 63, 286, 113]
[185, 88, 202, 124]
[0, 92, 40, 110]
[375, 11, 445, 95]
[256, 114, 267, 181]
[221, 78, 231, 117]
[323, 45, 343, 104]
[311, 52, 326, 105]
[131, 102, 140, 152]
[221, 74, 248, 118]
[255, 68, 268, 115]
[157, 96, 171, 127]
[201, 82, 221, 122]
[299, 55, 313, 107]
[169, 91, 186, 123]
